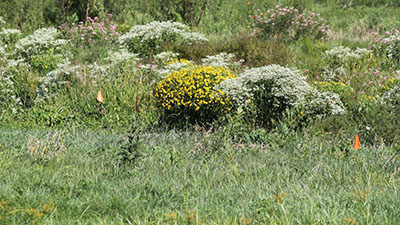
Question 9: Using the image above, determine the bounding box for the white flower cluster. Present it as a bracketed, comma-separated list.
[382, 85, 400, 108]
[201, 53, 244, 71]
[322, 46, 372, 81]
[304, 91, 346, 118]
[218, 65, 345, 120]
[14, 27, 68, 59]
[119, 21, 208, 55]
[325, 46, 372, 61]
[0, 43, 5, 59]
[154, 51, 180, 64]
[0, 60, 26, 110]
[156, 59, 193, 78]
[0, 28, 22, 44]
[219, 65, 313, 108]
[140, 52, 191, 78]
[105, 48, 140, 65]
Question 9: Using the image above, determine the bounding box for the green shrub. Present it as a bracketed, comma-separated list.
[154, 66, 237, 124]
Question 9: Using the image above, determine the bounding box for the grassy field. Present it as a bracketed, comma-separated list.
[1, 127, 400, 224]
[1, 0, 400, 224]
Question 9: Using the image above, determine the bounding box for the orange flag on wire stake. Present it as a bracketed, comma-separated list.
[354, 134, 361, 151]
[97, 90, 104, 103]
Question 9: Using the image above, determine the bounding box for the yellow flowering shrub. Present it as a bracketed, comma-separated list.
[154, 66, 237, 123]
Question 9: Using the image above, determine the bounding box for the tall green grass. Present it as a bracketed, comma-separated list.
[0, 127, 399, 224]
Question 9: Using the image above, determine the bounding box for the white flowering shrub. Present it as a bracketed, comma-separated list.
[105, 48, 140, 66]
[154, 51, 180, 65]
[0, 17, 5, 26]
[119, 21, 208, 57]
[0, 60, 30, 109]
[302, 91, 345, 119]
[322, 46, 372, 81]
[382, 86, 400, 108]
[218, 65, 345, 126]
[201, 53, 244, 72]
[138, 52, 193, 79]
[0, 43, 5, 61]
[14, 27, 68, 59]
[155, 58, 194, 78]
[0, 67, 21, 113]
[325, 46, 372, 64]
[36, 50, 140, 101]
[0, 28, 22, 45]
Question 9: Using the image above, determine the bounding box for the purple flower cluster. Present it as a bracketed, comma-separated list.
[249, 5, 329, 40]
[59, 14, 120, 45]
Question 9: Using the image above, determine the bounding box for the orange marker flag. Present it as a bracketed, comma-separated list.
[96, 90, 104, 103]
[354, 134, 361, 151]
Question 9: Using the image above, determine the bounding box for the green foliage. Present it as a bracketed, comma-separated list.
[142, 0, 210, 26]
[30, 51, 63, 74]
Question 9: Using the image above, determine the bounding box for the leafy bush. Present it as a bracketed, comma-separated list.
[218, 65, 345, 127]
[154, 66, 236, 124]
[250, 6, 329, 41]
[118, 21, 208, 57]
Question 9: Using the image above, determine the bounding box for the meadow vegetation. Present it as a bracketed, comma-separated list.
[1, 0, 400, 224]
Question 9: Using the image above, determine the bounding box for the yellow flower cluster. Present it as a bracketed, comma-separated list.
[155, 66, 237, 112]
